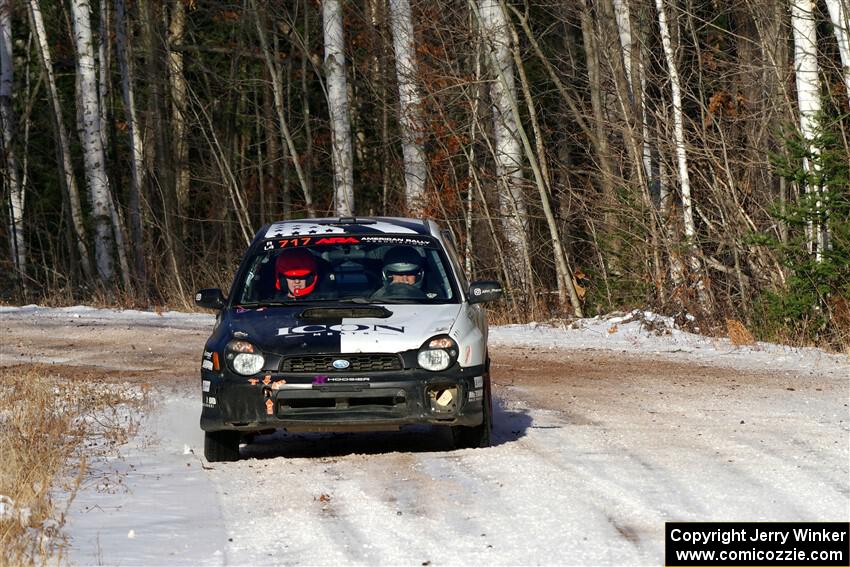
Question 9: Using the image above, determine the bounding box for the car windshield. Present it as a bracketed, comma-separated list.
[234, 235, 459, 305]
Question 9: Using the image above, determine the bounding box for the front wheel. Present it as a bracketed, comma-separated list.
[204, 430, 241, 462]
[452, 387, 492, 449]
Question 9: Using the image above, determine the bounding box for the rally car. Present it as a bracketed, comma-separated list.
[195, 217, 502, 462]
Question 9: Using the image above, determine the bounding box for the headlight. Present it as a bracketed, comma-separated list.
[231, 353, 265, 375]
[417, 336, 458, 371]
[226, 340, 265, 375]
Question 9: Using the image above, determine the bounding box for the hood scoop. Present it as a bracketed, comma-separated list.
[298, 306, 392, 320]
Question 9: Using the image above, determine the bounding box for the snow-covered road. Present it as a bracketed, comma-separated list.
[1, 306, 847, 565]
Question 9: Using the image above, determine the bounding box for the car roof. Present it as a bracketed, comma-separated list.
[260, 217, 437, 240]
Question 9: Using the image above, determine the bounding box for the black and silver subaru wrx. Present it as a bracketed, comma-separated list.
[195, 217, 502, 462]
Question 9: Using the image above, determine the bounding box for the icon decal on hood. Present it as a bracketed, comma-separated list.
[277, 323, 405, 336]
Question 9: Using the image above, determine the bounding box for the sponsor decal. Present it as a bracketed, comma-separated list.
[262, 375, 271, 386]
[236, 306, 265, 313]
[233, 331, 248, 338]
[277, 323, 405, 336]
[203, 350, 213, 359]
[468, 390, 482, 401]
[265, 399, 274, 415]
[202, 359, 214, 371]
[248, 378, 259, 385]
[266, 235, 362, 250]
[264, 223, 346, 239]
[271, 380, 287, 390]
[359, 235, 431, 247]
[195, 293, 202, 302]
[332, 359, 351, 370]
[313, 375, 328, 384]
[474, 375, 483, 389]
[203, 395, 217, 408]
[327, 376, 370, 383]
[202, 380, 211, 393]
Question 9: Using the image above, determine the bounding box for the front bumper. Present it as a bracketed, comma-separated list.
[200, 364, 486, 433]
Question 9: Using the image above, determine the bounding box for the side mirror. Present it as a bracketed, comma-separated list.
[195, 288, 226, 310]
[468, 280, 503, 304]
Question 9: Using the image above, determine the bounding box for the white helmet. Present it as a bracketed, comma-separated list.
[382, 247, 425, 288]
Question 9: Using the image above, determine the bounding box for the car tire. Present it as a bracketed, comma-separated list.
[452, 386, 492, 449]
[204, 430, 241, 462]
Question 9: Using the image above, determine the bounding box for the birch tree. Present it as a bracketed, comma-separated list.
[477, 0, 532, 293]
[655, 0, 709, 305]
[0, 0, 24, 284]
[791, 0, 826, 259]
[28, 0, 94, 281]
[323, 0, 354, 215]
[71, 0, 115, 283]
[388, 0, 427, 213]
[825, 0, 850, 107]
[612, 0, 652, 186]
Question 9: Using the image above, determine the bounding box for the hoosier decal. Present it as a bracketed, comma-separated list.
[277, 323, 405, 336]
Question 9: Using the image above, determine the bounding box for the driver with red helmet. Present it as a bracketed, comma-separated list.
[275, 248, 320, 299]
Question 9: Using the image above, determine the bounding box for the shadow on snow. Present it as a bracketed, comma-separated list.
[237, 397, 533, 460]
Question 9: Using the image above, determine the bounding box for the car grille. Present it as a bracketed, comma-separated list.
[280, 354, 403, 373]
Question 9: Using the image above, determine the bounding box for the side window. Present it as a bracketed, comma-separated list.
[440, 230, 469, 291]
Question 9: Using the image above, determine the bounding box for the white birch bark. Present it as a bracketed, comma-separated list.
[97, 0, 109, 149]
[655, 0, 708, 303]
[0, 0, 24, 283]
[825, 0, 850, 107]
[323, 0, 354, 216]
[791, 0, 823, 259]
[477, 0, 531, 290]
[71, 0, 115, 283]
[114, 0, 145, 281]
[388, 0, 427, 213]
[612, 0, 652, 185]
[29, 0, 94, 280]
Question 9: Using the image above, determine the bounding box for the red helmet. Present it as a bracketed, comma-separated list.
[275, 249, 318, 297]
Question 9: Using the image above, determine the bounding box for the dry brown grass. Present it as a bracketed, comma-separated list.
[726, 318, 756, 346]
[0, 365, 147, 566]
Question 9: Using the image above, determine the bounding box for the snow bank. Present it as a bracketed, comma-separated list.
[2, 305, 846, 377]
[491, 309, 849, 377]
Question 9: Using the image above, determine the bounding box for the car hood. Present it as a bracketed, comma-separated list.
[220, 303, 462, 355]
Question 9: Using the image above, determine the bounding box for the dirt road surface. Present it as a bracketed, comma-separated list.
[1, 308, 847, 565]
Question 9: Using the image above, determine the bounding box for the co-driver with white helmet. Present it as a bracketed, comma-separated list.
[371, 246, 427, 300]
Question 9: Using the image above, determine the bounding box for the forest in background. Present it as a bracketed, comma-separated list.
[0, 0, 848, 348]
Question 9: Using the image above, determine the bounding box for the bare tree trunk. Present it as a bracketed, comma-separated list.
[579, 0, 618, 216]
[791, 0, 824, 260]
[97, 0, 109, 149]
[114, 0, 146, 287]
[71, 0, 116, 284]
[94, 0, 132, 291]
[28, 0, 94, 281]
[388, 0, 427, 213]
[655, 0, 709, 306]
[476, 0, 533, 296]
[0, 0, 25, 286]
[251, 0, 315, 216]
[323, 0, 354, 215]
[825, 0, 850, 107]
[612, 0, 652, 185]
[168, 0, 190, 239]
